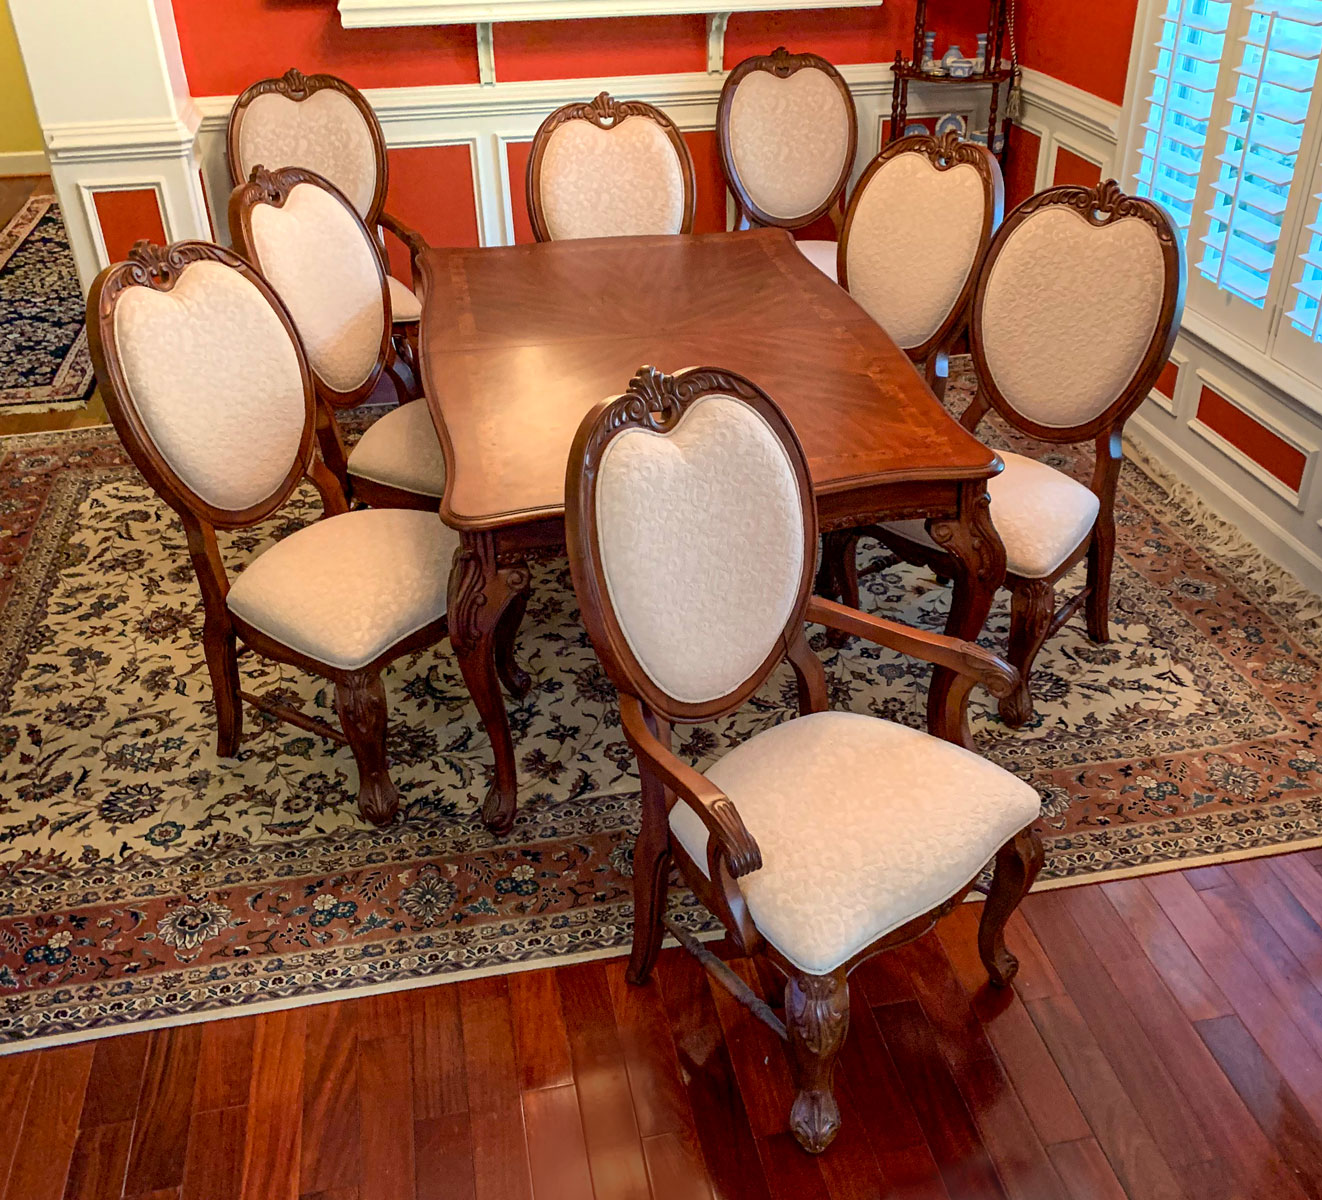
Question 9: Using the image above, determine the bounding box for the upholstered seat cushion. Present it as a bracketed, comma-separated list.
[885, 451, 1101, 580]
[347, 399, 446, 498]
[669, 711, 1040, 975]
[226, 508, 458, 670]
[796, 239, 838, 282]
[388, 275, 421, 323]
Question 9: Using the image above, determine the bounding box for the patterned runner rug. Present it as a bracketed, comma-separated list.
[0, 194, 97, 415]
[1, 373, 1319, 1049]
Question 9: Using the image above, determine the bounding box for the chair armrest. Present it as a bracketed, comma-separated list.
[619, 696, 762, 878]
[806, 595, 1018, 700]
[378, 211, 430, 281]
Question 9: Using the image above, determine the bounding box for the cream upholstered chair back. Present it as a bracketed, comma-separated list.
[840, 133, 1003, 356]
[972, 180, 1185, 439]
[230, 166, 391, 407]
[527, 93, 697, 242]
[227, 68, 385, 223]
[86, 241, 317, 526]
[718, 48, 857, 228]
[566, 366, 817, 720]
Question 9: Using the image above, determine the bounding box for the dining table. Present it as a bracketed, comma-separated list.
[418, 227, 1006, 834]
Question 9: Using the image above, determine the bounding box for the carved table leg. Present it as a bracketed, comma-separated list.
[786, 967, 850, 1153]
[927, 481, 1006, 743]
[449, 533, 532, 835]
[494, 586, 532, 700]
[979, 828, 1045, 987]
[817, 530, 861, 648]
[335, 670, 397, 826]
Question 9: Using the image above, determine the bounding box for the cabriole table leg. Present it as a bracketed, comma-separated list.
[448, 532, 531, 835]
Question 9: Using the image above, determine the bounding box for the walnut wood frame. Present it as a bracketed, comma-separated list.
[838, 131, 1003, 399]
[877, 180, 1186, 726]
[525, 91, 697, 243]
[565, 364, 1043, 1154]
[229, 165, 438, 513]
[85, 240, 451, 827]
[226, 67, 430, 383]
[717, 47, 859, 234]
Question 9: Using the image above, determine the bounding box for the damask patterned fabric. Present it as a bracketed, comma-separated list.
[595, 394, 804, 704]
[795, 238, 839, 282]
[113, 259, 305, 513]
[885, 450, 1101, 579]
[980, 207, 1166, 428]
[669, 710, 1040, 974]
[845, 155, 986, 348]
[539, 115, 686, 241]
[387, 274, 421, 322]
[249, 183, 385, 395]
[347, 397, 446, 498]
[238, 89, 378, 218]
[225, 507, 458, 670]
[728, 68, 851, 221]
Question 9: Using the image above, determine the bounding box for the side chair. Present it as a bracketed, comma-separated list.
[717, 48, 858, 281]
[839, 130, 1003, 398]
[226, 68, 427, 386]
[526, 91, 697, 241]
[565, 364, 1043, 1153]
[229, 165, 447, 513]
[86, 240, 459, 826]
[875, 180, 1186, 726]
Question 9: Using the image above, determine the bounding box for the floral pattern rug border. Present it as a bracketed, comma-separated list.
[1, 380, 1320, 1049]
[0, 195, 97, 415]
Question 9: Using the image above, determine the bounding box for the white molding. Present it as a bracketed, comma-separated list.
[476, 23, 496, 85]
[1017, 68, 1121, 146]
[1147, 347, 1188, 417]
[42, 111, 200, 164]
[339, 0, 878, 24]
[0, 150, 48, 176]
[706, 13, 730, 75]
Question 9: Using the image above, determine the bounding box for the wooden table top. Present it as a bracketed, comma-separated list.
[419, 228, 1000, 532]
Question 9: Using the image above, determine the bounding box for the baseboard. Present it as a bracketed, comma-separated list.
[0, 150, 48, 177]
[1128, 410, 1322, 597]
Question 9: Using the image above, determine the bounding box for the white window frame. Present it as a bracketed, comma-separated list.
[1119, 0, 1322, 402]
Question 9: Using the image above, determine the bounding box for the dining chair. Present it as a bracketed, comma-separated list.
[876, 180, 1185, 727]
[85, 239, 459, 827]
[229, 165, 446, 512]
[717, 48, 858, 281]
[838, 131, 1003, 398]
[526, 91, 697, 241]
[565, 363, 1043, 1153]
[226, 68, 427, 383]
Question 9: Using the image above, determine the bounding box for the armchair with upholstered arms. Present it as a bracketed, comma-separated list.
[565, 364, 1043, 1153]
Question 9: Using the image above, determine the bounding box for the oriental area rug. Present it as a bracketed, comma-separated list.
[1, 366, 1320, 1049]
[0, 194, 97, 415]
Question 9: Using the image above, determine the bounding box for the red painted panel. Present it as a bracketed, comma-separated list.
[93, 189, 167, 264]
[1053, 147, 1102, 188]
[685, 130, 729, 234]
[1154, 360, 1178, 400]
[384, 145, 480, 278]
[725, 0, 990, 69]
[172, 0, 479, 96]
[505, 140, 535, 244]
[1017, 0, 1138, 106]
[494, 16, 706, 81]
[1003, 124, 1040, 211]
[1196, 386, 1306, 491]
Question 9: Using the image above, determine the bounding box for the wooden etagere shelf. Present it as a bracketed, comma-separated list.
[889, 0, 1015, 160]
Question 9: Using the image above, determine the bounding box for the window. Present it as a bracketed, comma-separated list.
[1127, 0, 1322, 377]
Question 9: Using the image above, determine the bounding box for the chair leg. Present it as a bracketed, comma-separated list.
[626, 767, 671, 986]
[817, 531, 861, 649]
[314, 403, 353, 500]
[1085, 521, 1115, 644]
[384, 357, 415, 406]
[786, 967, 850, 1153]
[335, 671, 399, 827]
[998, 578, 1056, 729]
[203, 619, 242, 757]
[978, 828, 1045, 987]
[494, 586, 532, 700]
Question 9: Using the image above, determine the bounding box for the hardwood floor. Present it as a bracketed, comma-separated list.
[6, 851, 1322, 1198]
